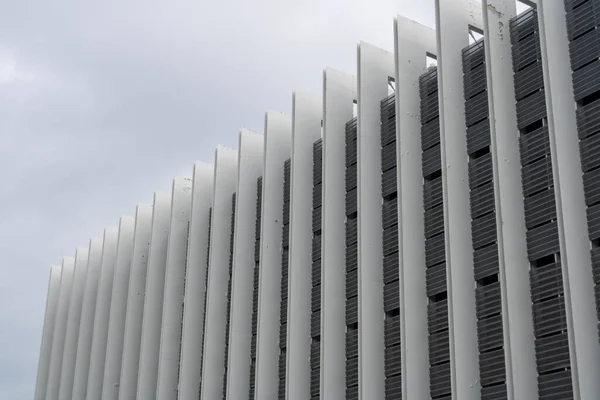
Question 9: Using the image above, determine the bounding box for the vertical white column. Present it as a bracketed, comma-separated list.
[45, 256, 75, 400]
[157, 177, 193, 399]
[101, 214, 137, 400]
[200, 146, 239, 399]
[72, 235, 105, 399]
[537, 1, 600, 397]
[86, 225, 121, 400]
[254, 111, 292, 400]
[118, 203, 156, 399]
[58, 245, 90, 399]
[482, 1, 537, 398]
[356, 42, 394, 400]
[321, 67, 356, 398]
[178, 163, 214, 400]
[226, 130, 264, 400]
[393, 16, 436, 400]
[137, 191, 172, 400]
[286, 92, 322, 400]
[34, 265, 62, 400]
[434, 0, 482, 398]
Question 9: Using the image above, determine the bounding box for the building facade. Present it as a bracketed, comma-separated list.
[34, 1, 600, 399]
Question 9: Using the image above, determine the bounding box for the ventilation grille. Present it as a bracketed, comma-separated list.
[345, 117, 359, 394]
[249, 178, 263, 399]
[565, 0, 600, 341]
[511, 8, 573, 396]
[462, 39, 508, 396]
[222, 194, 237, 398]
[419, 67, 451, 400]
[379, 94, 402, 399]
[310, 139, 323, 399]
[198, 207, 212, 397]
[278, 159, 292, 399]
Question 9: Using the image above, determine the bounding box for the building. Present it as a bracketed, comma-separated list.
[33, 0, 600, 399]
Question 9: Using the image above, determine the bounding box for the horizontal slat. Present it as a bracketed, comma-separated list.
[426, 263, 447, 298]
[526, 221, 560, 261]
[423, 176, 443, 210]
[520, 125, 550, 166]
[425, 234, 446, 267]
[521, 156, 553, 198]
[530, 262, 564, 302]
[524, 188, 556, 230]
[470, 181, 495, 219]
[428, 299, 449, 334]
[383, 253, 399, 285]
[516, 89, 547, 130]
[572, 59, 600, 102]
[479, 348, 506, 387]
[476, 282, 502, 320]
[429, 330, 450, 365]
[532, 296, 568, 337]
[474, 244, 499, 281]
[468, 152, 493, 188]
[383, 280, 400, 312]
[382, 166, 397, 198]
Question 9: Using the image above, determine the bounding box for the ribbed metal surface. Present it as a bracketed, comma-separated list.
[311, 139, 322, 399]
[198, 207, 212, 397]
[511, 9, 574, 397]
[462, 38, 507, 398]
[380, 94, 401, 399]
[249, 178, 263, 399]
[277, 159, 291, 399]
[566, 0, 600, 341]
[222, 194, 236, 399]
[345, 117, 359, 393]
[420, 67, 451, 399]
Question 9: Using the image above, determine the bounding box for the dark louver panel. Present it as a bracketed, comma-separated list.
[511, 8, 573, 396]
[249, 178, 263, 399]
[463, 39, 506, 397]
[199, 208, 212, 395]
[222, 194, 236, 399]
[311, 138, 323, 398]
[345, 117, 359, 394]
[566, 0, 600, 341]
[278, 159, 291, 399]
[420, 67, 451, 399]
[380, 94, 401, 399]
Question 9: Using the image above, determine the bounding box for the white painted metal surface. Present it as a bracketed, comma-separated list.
[156, 177, 193, 400]
[393, 16, 436, 400]
[137, 191, 172, 400]
[200, 146, 239, 400]
[226, 130, 264, 400]
[356, 41, 394, 400]
[177, 163, 214, 399]
[434, 0, 482, 398]
[86, 225, 122, 400]
[58, 245, 90, 399]
[72, 235, 105, 399]
[178, 162, 214, 400]
[321, 67, 356, 399]
[286, 91, 322, 400]
[482, 1, 537, 398]
[34, 265, 62, 400]
[101, 215, 137, 400]
[46, 257, 75, 400]
[118, 204, 154, 399]
[254, 111, 292, 400]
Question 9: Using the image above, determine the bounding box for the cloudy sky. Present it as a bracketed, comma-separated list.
[0, 0, 439, 397]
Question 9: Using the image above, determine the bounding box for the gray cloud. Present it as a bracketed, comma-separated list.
[0, 0, 434, 397]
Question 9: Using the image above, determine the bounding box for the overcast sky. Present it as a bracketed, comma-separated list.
[0, 0, 439, 398]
